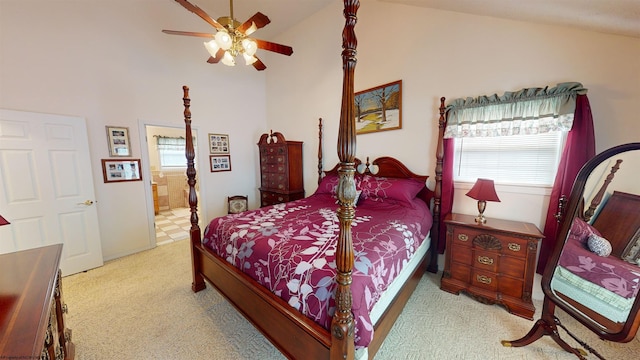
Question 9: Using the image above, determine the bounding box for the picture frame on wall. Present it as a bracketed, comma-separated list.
[355, 79, 402, 135]
[101, 159, 142, 183]
[106, 126, 131, 157]
[210, 155, 231, 172]
[209, 133, 230, 154]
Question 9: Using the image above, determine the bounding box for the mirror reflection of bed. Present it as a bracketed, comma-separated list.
[551, 149, 640, 334]
[503, 144, 640, 358]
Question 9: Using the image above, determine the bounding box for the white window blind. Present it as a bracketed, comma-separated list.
[157, 136, 194, 169]
[453, 131, 565, 186]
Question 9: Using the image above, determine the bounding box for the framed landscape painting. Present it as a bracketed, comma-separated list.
[355, 80, 402, 135]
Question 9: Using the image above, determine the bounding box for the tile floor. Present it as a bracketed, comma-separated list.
[155, 207, 191, 245]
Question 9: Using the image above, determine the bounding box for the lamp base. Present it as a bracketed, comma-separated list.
[475, 200, 487, 224]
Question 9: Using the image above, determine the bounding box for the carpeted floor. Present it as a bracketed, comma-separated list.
[62, 239, 639, 359]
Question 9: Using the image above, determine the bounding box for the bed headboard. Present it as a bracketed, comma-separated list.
[321, 156, 433, 207]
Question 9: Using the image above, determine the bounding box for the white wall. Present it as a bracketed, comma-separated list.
[0, 0, 267, 260]
[266, 0, 640, 231]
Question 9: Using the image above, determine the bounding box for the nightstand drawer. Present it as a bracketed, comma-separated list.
[499, 255, 526, 279]
[452, 228, 481, 247]
[473, 249, 499, 272]
[449, 262, 472, 283]
[471, 269, 498, 292]
[451, 244, 473, 266]
[499, 276, 525, 299]
[500, 237, 528, 258]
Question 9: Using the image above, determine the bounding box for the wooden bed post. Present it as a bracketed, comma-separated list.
[331, 1, 359, 359]
[183, 85, 205, 292]
[318, 118, 324, 185]
[429, 97, 446, 273]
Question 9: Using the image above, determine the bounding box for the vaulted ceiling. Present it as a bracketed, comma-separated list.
[186, 0, 640, 39]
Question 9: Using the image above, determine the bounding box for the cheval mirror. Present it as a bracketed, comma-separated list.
[503, 142, 640, 359]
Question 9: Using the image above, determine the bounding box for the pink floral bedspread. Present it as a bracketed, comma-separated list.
[202, 193, 432, 347]
[559, 236, 640, 299]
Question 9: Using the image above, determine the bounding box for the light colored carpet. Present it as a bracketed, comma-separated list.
[63, 239, 639, 359]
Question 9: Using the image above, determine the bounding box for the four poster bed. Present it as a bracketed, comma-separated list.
[182, 1, 446, 359]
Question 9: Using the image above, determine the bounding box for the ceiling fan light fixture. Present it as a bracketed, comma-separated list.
[241, 38, 257, 56]
[203, 40, 220, 57]
[163, 0, 294, 71]
[221, 51, 236, 66]
[215, 30, 233, 50]
[243, 53, 257, 65]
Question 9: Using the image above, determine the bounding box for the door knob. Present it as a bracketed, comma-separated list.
[77, 200, 94, 206]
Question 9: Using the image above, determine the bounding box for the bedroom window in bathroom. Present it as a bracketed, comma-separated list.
[453, 131, 567, 187]
[157, 136, 190, 169]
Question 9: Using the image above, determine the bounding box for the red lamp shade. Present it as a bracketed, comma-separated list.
[466, 179, 500, 224]
[466, 178, 501, 202]
[0, 214, 9, 226]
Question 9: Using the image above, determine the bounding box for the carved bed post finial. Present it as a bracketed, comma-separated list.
[318, 118, 323, 185]
[331, 1, 359, 359]
[183, 85, 205, 292]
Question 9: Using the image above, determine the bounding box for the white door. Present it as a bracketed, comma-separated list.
[0, 109, 103, 275]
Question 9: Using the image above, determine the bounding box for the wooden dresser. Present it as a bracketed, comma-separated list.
[440, 213, 544, 320]
[257, 131, 304, 207]
[0, 244, 75, 359]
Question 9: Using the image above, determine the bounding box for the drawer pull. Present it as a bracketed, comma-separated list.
[477, 274, 492, 284]
[62, 304, 68, 314]
[477, 256, 494, 265]
[508, 243, 521, 252]
[458, 234, 469, 242]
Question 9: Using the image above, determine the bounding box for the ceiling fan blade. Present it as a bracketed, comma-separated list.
[174, 0, 225, 31]
[206, 49, 225, 64]
[252, 57, 267, 71]
[162, 29, 214, 38]
[255, 39, 293, 56]
[237, 12, 270, 34]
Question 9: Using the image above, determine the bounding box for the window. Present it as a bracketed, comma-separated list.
[453, 131, 566, 186]
[157, 136, 194, 169]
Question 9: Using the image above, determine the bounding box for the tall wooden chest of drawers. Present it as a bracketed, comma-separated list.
[258, 131, 304, 207]
[440, 213, 544, 320]
[0, 244, 75, 359]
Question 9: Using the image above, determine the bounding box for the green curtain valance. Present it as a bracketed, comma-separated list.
[444, 82, 587, 138]
[156, 136, 185, 146]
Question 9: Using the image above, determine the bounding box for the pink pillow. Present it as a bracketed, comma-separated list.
[314, 173, 363, 198]
[314, 173, 340, 196]
[359, 175, 424, 205]
[568, 217, 601, 245]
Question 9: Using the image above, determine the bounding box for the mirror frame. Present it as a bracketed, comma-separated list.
[541, 142, 640, 343]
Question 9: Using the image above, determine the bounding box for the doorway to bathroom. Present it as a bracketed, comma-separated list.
[144, 124, 200, 245]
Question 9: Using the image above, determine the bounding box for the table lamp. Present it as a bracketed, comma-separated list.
[466, 178, 500, 224]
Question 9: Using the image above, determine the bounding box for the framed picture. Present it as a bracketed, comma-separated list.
[210, 155, 231, 172]
[101, 159, 142, 183]
[106, 126, 131, 157]
[354, 79, 402, 135]
[209, 133, 230, 154]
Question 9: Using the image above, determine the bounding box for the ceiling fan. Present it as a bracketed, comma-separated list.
[163, 0, 294, 71]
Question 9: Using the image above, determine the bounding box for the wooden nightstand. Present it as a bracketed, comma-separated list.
[440, 213, 544, 320]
